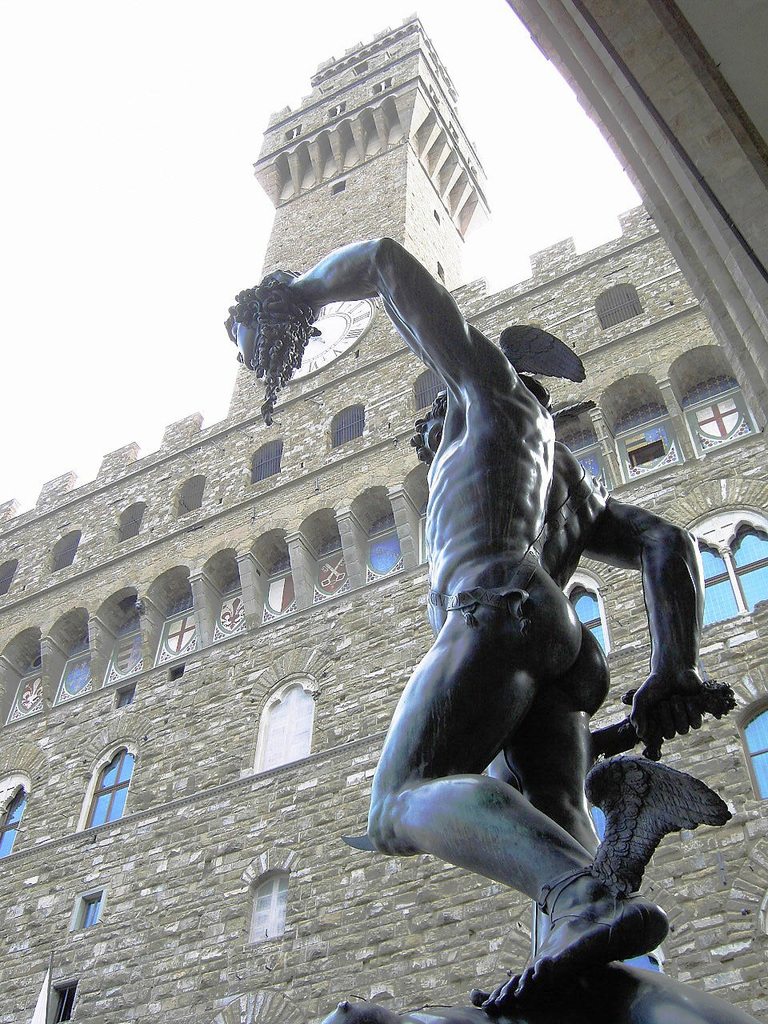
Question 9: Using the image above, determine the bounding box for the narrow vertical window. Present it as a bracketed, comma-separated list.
[258, 685, 314, 770]
[250, 873, 289, 942]
[569, 585, 607, 651]
[87, 749, 134, 828]
[0, 559, 18, 596]
[51, 531, 81, 572]
[743, 708, 768, 799]
[0, 788, 26, 858]
[52, 982, 78, 1022]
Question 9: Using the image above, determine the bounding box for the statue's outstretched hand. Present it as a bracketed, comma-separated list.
[630, 668, 706, 760]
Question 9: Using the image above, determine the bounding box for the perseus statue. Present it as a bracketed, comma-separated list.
[226, 239, 730, 1009]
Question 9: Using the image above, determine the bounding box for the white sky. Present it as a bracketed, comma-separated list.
[0, 0, 639, 514]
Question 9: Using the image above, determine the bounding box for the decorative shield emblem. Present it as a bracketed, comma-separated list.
[114, 633, 142, 677]
[217, 595, 246, 636]
[368, 533, 402, 577]
[63, 657, 92, 696]
[267, 574, 295, 614]
[8, 675, 43, 723]
[696, 399, 740, 439]
[317, 553, 347, 596]
[165, 615, 197, 656]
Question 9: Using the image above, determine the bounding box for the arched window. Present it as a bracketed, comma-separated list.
[743, 707, 768, 799]
[0, 787, 27, 858]
[331, 405, 365, 447]
[104, 596, 143, 685]
[568, 584, 608, 651]
[414, 368, 442, 411]
[257, 683, 314, 771]
[0, 559, 18, 597]
[177, 476, 205, 516]
[252, 440, 283, 484]
[250, 872, 289, 942]
[87, 749, 134, 828]
[118, 502, 146, 542]
[595, 283, 643, 329]
[697, 522, 768, 625]
[51, 531, 81, 572]
[733, 528, 768, 611]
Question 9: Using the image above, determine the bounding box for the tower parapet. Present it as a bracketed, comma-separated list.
[254, 16, 488, 284]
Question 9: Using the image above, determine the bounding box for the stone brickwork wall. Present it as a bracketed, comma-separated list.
[1, 17, 767, 1024]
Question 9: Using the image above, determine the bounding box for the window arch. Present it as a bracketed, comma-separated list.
[331, 405, 365, 447]
[177, 475, 205, 516]
[4, 631, 43, 724]
[85, 748, 134, 828]
[252, 440, 283, 484]
[414, 368, 442, 411]
[0, 559, 18, 597]
[250, 872, 289, 942]
[256, 682, 315, 771]
[567, 581, 609, 652]
[51, 531, 81, 572]
[743, 706, 768, 799]
[595, 283, 643, 329]
[696, 515, 768, 625]
[0, 781, 28, 858]
[118, 502, 146, 542]
[51, 610, 92, 706]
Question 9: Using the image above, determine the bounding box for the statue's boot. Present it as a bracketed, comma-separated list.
[487, 870, 668, 1006]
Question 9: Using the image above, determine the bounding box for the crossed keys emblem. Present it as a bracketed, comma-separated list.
[319, 554, 347, 594]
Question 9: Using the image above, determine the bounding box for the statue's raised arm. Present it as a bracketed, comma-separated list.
[227, 238, 509, 422]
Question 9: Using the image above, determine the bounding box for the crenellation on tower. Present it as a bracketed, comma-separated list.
[97, 443, 140, 484]
[36, 472, 78, 513]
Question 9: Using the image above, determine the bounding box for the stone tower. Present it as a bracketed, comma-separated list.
[254, 18, 488, 285]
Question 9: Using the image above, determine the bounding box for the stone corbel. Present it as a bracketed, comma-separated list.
[335, 507, 368, 590]
[285, 531, 319, 611]
[189, 570, 221, 648]
[387, 485, 422, 569]
[236, 551, 268, 629]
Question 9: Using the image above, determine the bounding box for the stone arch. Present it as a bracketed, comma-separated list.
[211, 990, 305, 1024]
[75, 715, 152, 784]
[600, 373, 666, 435]
[724, 835, 768, 940]
[241, 847, 301, 887]
[202, 548, 241, 594]
[248, 650, 332, 703]
[669, 345, 738, 406]
[0, 737, 50, 788]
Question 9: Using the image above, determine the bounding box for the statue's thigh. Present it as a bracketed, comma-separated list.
[374, 609, 540, 793]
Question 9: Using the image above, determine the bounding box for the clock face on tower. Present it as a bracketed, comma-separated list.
[294, 299, 375, 378]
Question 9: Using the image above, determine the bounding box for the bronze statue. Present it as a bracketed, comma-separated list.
[227, 240, 731, 1010]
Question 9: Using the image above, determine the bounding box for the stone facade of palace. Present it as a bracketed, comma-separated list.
[1, 17, 766, 1024]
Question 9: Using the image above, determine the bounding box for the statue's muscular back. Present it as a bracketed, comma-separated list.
[426, 368, 555, 596]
